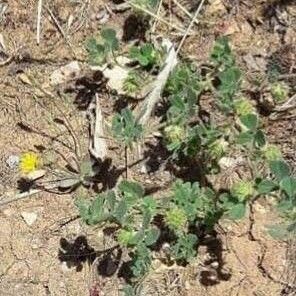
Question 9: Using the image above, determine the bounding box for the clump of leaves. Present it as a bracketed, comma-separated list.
[263, 144, 282, 161]
[86, 28, 119, 65]
[112, 108, 143, 148]
[211, 37, 242, 111]
[162, 180, 220, 262]
[76, 180, 160, 278]
[129, 43, 162, 68]
[237, 113, 266, 148]
[270, 81, 289, 103]
[123, 70, 146, 95]
[234, 98, 255, 116]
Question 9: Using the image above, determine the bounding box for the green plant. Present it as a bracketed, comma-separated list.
[129, 43, 161, 68]
[270, 82, 289, 103]
[211, 37, 242, 111]
[123, 70, 146, 95]
[76, 180, 159, 273]
[76, 35, 296, 294]
[162, 180, 219, 261]
[112, 108, 143, 148]
[237, 113, 266, 148]
[86, 28, 119, 65]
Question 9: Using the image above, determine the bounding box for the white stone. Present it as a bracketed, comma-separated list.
[21, 212, 38, 226]
[50, 61, 81, 85]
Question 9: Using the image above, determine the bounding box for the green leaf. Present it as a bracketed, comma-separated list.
[144, 228, 160, 246]
[280, 176, 296, 198]
[142, 196, 157, 214]
[113, 200, 128, 225]
[101, 28, 119, 51]
[131, 244, 151, 278]
[75, 198, 91, 222]
[254, 130, 266, 147]
[240, 114, 258, 130]
[227, 203, 246, 220]
[122, 284, 135, 296]
[277, 199, 294, 214]
[118, 180, 144, 204]
[237, 131, 254, 144]
[218, 66, 241, 98]
[142, 208, 152, 229]
[86, 39, 105, 65]
[88, 196, 109, 224]
[129, 43, 158, 67]
[171, 233, 198, 262]
[269, 160, 290, 180]
[257, 179, 278, 194]
[210, 36, 235, 67]
[112, 108, 143, 148]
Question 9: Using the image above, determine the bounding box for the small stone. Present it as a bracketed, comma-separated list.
[50, 61, 81, 86]
[21, 212, 38, 226]
[5, 155, 19, 169]
[210, 261, 219, 269]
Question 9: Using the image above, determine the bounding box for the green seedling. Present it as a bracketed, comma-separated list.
[112, 108, 143, 148]
[237, 113, 266, 148]
[129, 43, 161, 68]
[86, 28, 119, 65]
[270, 82, 289, 103]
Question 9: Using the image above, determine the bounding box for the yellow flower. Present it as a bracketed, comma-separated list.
[20, 152, 40, 174]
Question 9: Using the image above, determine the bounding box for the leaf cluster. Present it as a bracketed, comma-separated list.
[86, 28, 119, 65]
[112, 108, 143, 148]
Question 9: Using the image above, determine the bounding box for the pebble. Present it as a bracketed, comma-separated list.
[21, 212, 38, 226]
[6, 154, 19, 169]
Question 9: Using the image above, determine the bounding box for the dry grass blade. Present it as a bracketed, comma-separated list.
[172, 0, 200, 26]
[36, 0, 43, 44]
[136, 39, 177, 126]
[88, 94, 107, 160]
[152, 0, 164, 33]
[45, 5, 76, 57]
[274, 93, 296, 112]
[129, 2, 185, 33]
[176, 0, 206, 54]
[0, 189, 42, 207]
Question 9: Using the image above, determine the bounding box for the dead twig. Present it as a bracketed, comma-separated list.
[270, 93, 296, 120]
